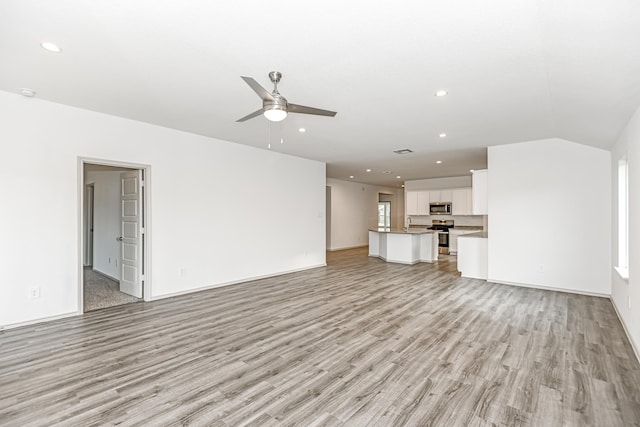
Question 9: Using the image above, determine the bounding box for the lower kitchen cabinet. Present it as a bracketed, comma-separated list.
[449, 228, 482, 254]
[457, 233, 488, 279]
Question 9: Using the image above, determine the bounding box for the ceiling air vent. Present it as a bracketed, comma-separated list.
[393, 149, 413, 154]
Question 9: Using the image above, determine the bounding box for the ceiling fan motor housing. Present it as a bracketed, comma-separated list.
[263, 93, 288, 121]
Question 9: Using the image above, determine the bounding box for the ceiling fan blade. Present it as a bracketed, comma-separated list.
[236, 108, 264, 122]
[241, 76, 274, 101]
[288, 103, 337, 117]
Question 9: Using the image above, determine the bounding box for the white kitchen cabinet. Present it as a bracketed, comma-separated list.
[457, 233, 488, 279]
[472, 169, 488, 215]
[406, 191, 419, 215]
[452, 188, 472, 215]
[411, 187, 475, 216]
[416, 191, 430, 215]
[406, 190, 429, 215]
[429, 190, 452, 203]
[449, 228, 480, 254]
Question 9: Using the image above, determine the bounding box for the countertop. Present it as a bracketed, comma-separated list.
[370, 228, 438, 235]
[458, 231, 489, 238]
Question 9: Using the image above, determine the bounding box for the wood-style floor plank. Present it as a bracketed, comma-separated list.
[1, 248, 639, 426]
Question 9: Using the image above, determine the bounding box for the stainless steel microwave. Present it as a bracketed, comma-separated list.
[429, 202, 452, 215]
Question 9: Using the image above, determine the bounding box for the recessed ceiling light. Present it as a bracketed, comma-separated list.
[40, 42, 62, 53]
[366, 169, 371, 172]
[396, 176, 401, 179]
[349, 175, 354, 179]
[439, 133, 447, 138]
[436, 160, 442, 164]
[298, 128, 306, 133]
[20, 88, 35, 97]
[435, 90, 448, 97]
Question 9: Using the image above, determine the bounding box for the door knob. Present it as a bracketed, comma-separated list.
[116, 236, 124, 242]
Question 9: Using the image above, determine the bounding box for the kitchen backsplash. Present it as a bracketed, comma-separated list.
[408, 215, 485, 227]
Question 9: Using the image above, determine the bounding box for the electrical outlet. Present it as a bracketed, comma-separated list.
[180, 268, 187, 277]
[538, 264, 544, 272]
[109, 257, 111, 263]
[28, 287, 40, 299]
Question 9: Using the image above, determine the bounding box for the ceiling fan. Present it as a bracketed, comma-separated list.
[236, 71, 337, 122]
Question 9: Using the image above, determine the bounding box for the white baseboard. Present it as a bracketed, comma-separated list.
[2, 264, 327, 329]
[2, 311, 82, 330]
[90, 268, 119, 282]
[149, 263, 327, 301]
[488, 278, 610, 298]
[610, 297, 640, 365]
[483, 279, 638, 364]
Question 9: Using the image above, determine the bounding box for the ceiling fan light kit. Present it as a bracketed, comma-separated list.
[263, 104, 287, 122]
[237, 71, 337, 123]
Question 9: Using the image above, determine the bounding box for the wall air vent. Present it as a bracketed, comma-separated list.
[393, 149, 413, 154]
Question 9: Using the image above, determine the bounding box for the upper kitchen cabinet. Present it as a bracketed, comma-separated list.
[406, 191, 419, 215]
[472, 169, 488, 215]
[406, 191, 429, 215]
[452, 188, 473, 215]
[417, 191, 430, 215]
[429, 190, 452, 203]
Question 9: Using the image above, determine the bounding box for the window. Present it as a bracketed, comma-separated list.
[378, 202, 391, 228]
[617, 156, 629, 278]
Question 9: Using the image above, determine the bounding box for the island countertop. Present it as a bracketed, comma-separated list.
[369, 228, 438, 235]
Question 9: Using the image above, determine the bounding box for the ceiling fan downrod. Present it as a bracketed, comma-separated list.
[269, 71, 282, 94]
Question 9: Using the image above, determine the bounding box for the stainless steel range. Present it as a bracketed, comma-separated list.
[428, 219, 454, 254]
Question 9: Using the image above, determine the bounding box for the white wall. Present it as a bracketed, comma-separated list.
[404, 176, 472, 191]
[611, 104, 640, 356]
[0, 91, 326, 327]
[85, 170, 124, 279]
[488, 138, 611, 295]
[326, 178, 403, 250]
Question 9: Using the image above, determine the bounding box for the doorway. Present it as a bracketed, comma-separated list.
[81, 160, 149, 312]
[378, 193, 393, 228]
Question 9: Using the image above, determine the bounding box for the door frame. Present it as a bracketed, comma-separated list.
[78, 157, 152, 313]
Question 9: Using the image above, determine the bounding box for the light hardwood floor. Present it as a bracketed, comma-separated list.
[1, 248, 639, 426]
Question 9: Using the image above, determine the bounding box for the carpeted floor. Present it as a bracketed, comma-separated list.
[83, 267, 141, 311]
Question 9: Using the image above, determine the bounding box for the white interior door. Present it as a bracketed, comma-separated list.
[119, 170, 143, 298]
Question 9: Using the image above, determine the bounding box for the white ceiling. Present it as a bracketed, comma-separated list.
[2, 0, 639, 187]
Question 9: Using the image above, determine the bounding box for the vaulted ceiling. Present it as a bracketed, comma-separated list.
[1, 0, 639, 186]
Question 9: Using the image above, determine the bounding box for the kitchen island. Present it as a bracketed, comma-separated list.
[369, 228, 439, 264]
